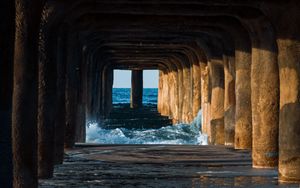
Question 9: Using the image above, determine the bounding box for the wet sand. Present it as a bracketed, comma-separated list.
[39, 144, 299, 188]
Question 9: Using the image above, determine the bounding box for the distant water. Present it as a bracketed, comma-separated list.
[86, 88, 208, 145]
[113, 88, 158, 104]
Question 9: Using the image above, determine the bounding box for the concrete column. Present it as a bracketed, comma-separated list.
[75, 61, 86, 143]
[12, 0, 43, 187]
[209, 59, 225, 145]
[75, 48, 87, 143]
[182, 66, 191, 123]
[223, 55, 235, 146]
[201, 64, 210, 135]
[192, 62, 201, 119]
[173, 70, 180, 124]
[235, 47, 252, 150]
[102, 66, 113, 117]
[168, 71, 174, 118]
[277, 7, 300, 182]
[162, 71, 170, 116]
[64, 34, 80, 149]
[157, 71, 163, 113]
[88, 60, 99, 120]
[249, 19, 279, 168]
[167, 72, 173, 116]
[169, 69, 179, 123]
[99, 68, 105, 118]
[176, 67, 183, 123]
[130, 70, 143, 108]
[278, 38, 300, 183]
[189, 65, 194, 123]
[37, 7, 57, 178]
[54, 33, 67, 164]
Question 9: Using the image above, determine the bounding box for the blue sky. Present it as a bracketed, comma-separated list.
[113, 70, 158, 88]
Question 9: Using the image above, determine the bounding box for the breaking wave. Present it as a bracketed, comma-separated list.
[86, 110, 208, 145]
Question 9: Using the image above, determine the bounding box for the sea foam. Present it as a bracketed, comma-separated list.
[86, 109, 208, 145]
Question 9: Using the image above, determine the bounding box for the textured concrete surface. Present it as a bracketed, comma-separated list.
[39, 145, 299, 188]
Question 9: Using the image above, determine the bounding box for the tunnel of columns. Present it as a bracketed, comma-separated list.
[0, 0, 300, 187]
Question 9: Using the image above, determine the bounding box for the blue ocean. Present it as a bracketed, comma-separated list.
[86, 88, 208, 145]
[112, 88, 158, 104]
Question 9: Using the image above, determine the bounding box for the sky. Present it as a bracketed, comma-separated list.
[113, 70, 158, 88]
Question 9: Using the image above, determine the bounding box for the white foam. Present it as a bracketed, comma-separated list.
[86, 109, 208, 145]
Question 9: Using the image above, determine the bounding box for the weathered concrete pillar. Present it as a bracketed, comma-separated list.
[182, 66, 192, 123]
[278, 38, 300, 183]
[98, 66, 105, 119]
[167, 72, 173, 117]
[0, 1, 14, 186]
[175, 66, 183, 123]
[223, 55, 235, 146]
[130, 70, 143, 108]
[248, 19, 279, 168]
[173, 70, 180, 124]
[54, 32, 67, 164]
[75, 47, 88, 143]
[168, 68, 179, 123]
[234, 56, 252, 149]
[86, 56, 94, 122]
[234, 33, 252, 150]
[102, 66, 113, 117]
[75, 98, 86, 143]
[86, 53, 99, 121]
[54, 46, 66, 164]
[12, 0, 43, 187]
[209, 59, 225, 145]
[192, 62, 201, 119]
[64, 34, 80, 149]
[75, 105, 85, 143]
[277, 5, 300, 182]
[168, 71, 174, 118]
[189, 66, 194, 123]
[37, 4, 57, 178]
[76, 56, 88, 143]
[201, 63, 210, 136]
[162, 71, 170, 116]
[157, 71, 163, 113]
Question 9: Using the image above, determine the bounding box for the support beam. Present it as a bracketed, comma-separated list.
[209, 59, 225, 145]
[192, 62, 201, 119]
[201, 64, 210, 136]
[130, 70, 143, 108]
[162, 71, 170, 116]
[54, 33, 67, 164]
[234, 36, 252, 150]
[12, 0, 43, 187]
[249, 19, 279, 168]
[169, 69, 179, 123]
[64, 34, 80, 149]
[38, 5, 58, 178]
[278, 38, 300, 183]
[182, 66, 192, 123]
[224, 55, 235, 146]
[157, 71, 163, 113]
[277, 5, 300, 182]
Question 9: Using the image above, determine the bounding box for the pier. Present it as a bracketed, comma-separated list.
[1, 0, 300, 187]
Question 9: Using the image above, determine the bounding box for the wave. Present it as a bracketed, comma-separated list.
[86, 110, 208, 145]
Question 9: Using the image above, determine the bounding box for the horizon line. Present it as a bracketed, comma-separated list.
[113, 87, 158, 89]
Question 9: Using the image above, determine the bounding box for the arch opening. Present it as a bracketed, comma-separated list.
[86, 68, 207, 145]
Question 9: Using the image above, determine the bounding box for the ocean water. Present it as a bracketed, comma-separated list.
[86, 88, 208, 145]
[113, 88, 158, 104]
